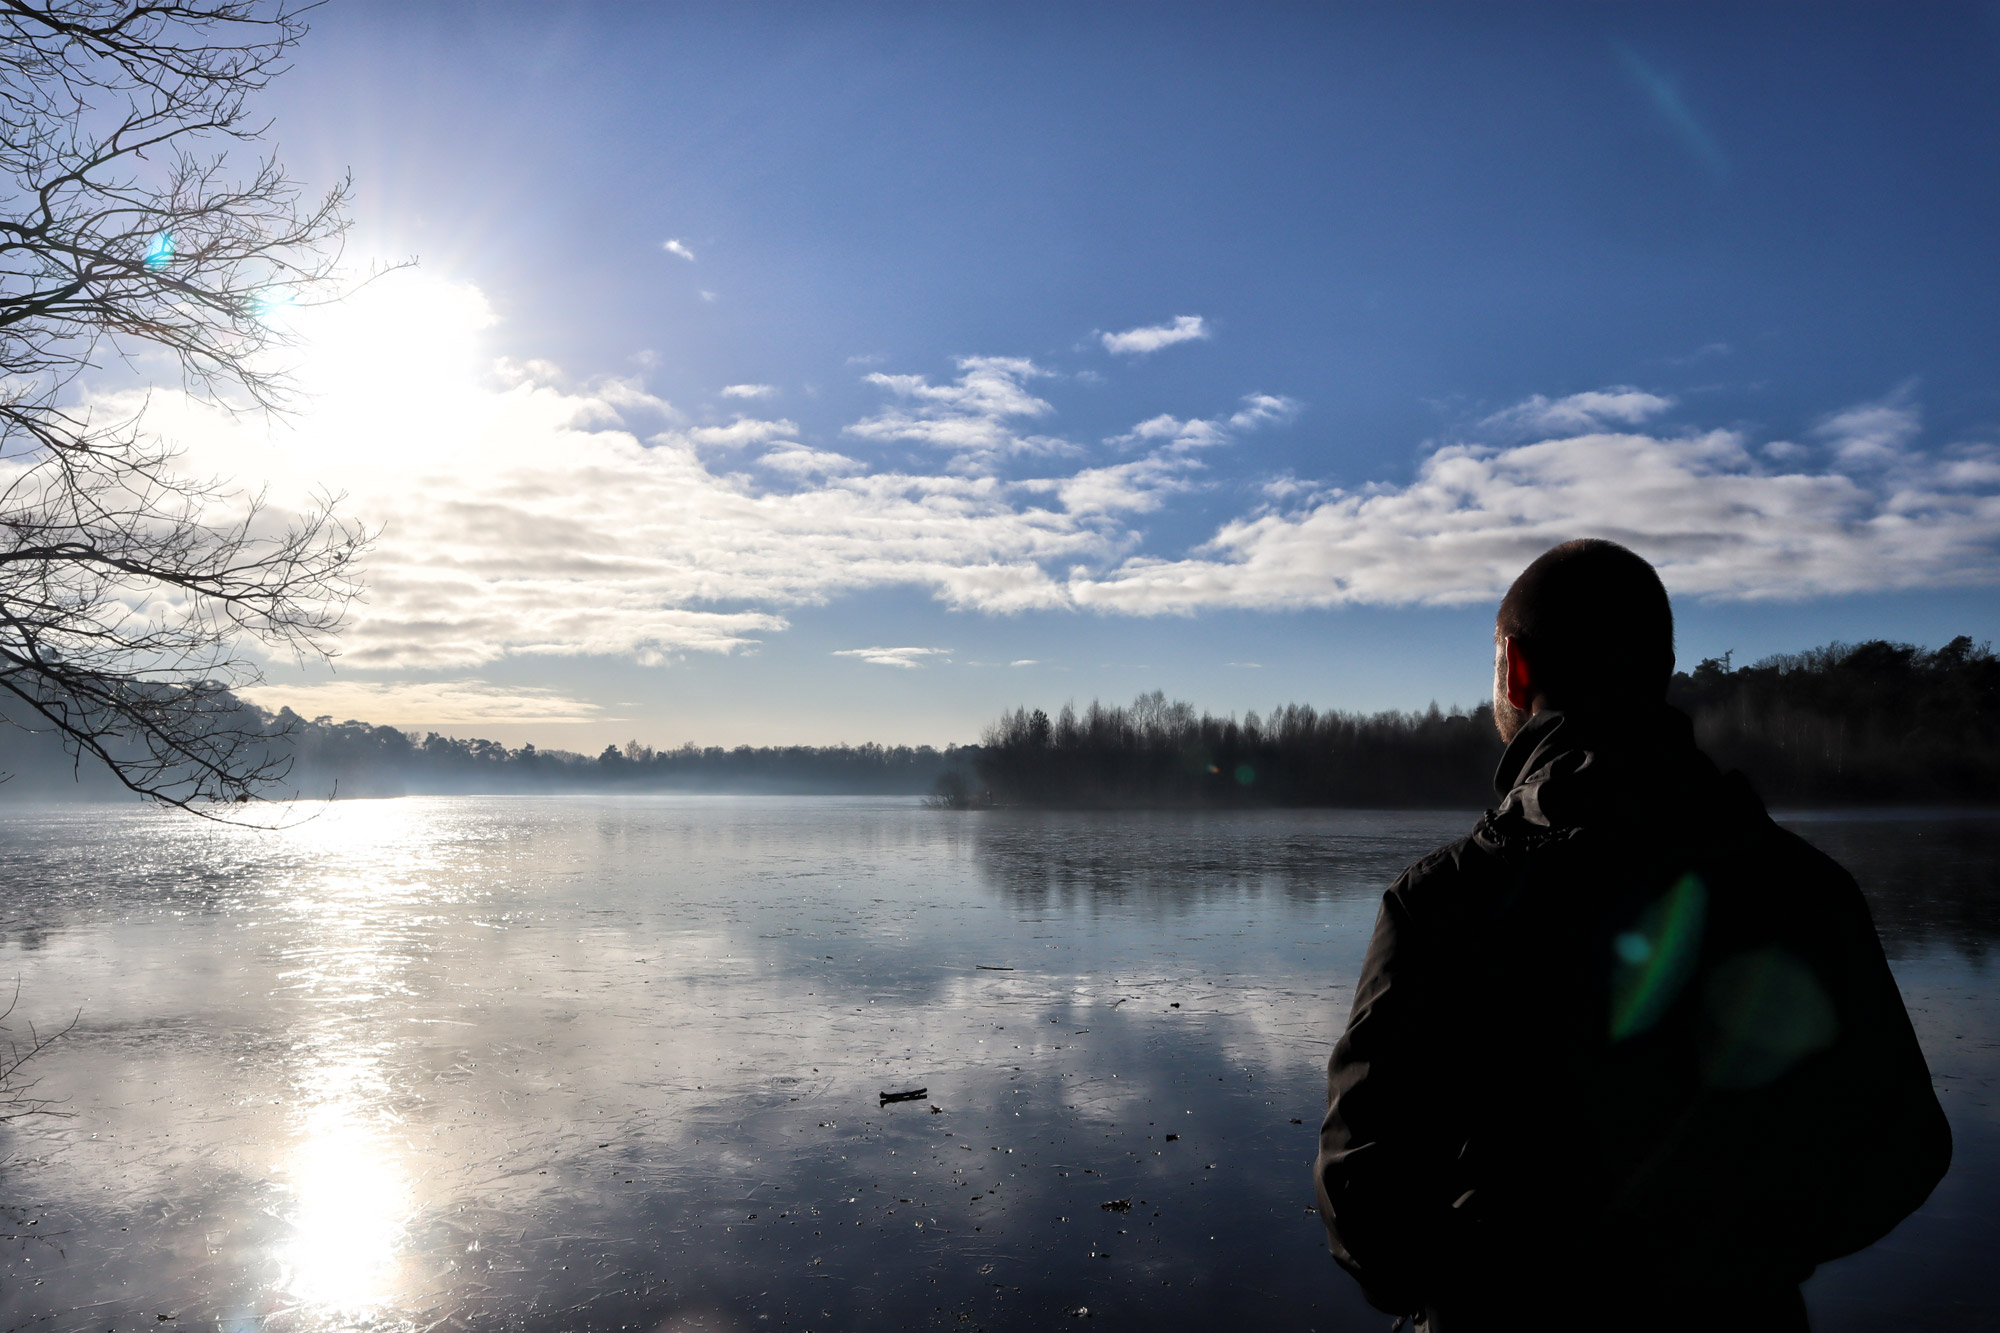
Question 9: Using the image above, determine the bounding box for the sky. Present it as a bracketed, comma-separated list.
[146, 1, 2000, 749]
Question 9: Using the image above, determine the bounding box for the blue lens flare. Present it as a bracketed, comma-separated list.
[142, 231, 175, 271]
[1613, 930, 1652, 965]
[249, 287, 297, 319]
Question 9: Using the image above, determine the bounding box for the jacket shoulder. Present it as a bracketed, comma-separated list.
[1385, 834, 1512, 929]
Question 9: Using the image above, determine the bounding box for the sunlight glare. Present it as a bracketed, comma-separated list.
[280, 1104, 411, 1314]
[281, 270, 499, 455]
[273, 801, 430, 1319]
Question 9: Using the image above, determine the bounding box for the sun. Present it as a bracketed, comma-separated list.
[279, 269, 500, 445]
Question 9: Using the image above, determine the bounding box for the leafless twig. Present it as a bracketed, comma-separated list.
[0, 978, 74, 1121]
[0, 3, 381, 817]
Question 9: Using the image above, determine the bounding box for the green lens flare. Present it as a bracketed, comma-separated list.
[1700, 947, 1839, 1088]
[1609, 871, 1708, 1042]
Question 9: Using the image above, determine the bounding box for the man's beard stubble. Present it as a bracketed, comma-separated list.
[1494, 649, 1529, 744]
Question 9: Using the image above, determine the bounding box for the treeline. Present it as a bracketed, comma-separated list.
[971, 692, 1501, 808]
[968, 637, 2000, 809]
[282, 719, 975, 797]
[1677, 636, 1999, 805]
[0, 707, 975, 800]
[2, 636, 1991, 807]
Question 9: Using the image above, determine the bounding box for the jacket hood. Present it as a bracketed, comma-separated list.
[1478, 705, 1741, 854]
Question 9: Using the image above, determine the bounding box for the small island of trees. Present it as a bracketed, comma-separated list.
[965, 636, 1999, 810]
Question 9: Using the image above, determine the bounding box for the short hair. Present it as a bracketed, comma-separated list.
[1496, 539, 1674, 707]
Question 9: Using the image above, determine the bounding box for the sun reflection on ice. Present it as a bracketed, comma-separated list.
[280, 1104, 412, 1313]
[270, 802, 435, 1322]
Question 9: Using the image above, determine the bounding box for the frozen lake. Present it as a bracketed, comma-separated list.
[0, 798, 1992, 1331]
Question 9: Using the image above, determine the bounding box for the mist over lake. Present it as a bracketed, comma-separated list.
[0, 799, 1991, 1332]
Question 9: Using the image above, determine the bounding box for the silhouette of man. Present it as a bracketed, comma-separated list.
[1315, 539, 1950, 1332]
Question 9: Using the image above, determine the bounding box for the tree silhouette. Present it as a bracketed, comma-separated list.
[0, 2, 367, 810]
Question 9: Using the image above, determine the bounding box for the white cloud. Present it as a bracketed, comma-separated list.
[1070, 416, 2000, 612]
[1009, 659, 1039, 667]
[1110, 394, 1300, 453]
[1813, 390, 1920, 467]
[759, 445, 863, 476]
[1668, 341, 1732, 366]
[1482, 387, 1675, 435]
[722, 383, 776, 399]
[120, 275, 1115, 673]
[1229, 394, 1300, 430]
[687, 416, 799, 448]
[662, 239, 695, 262]
[1101, 315, 1210, 356]
[1048, 453, 1200, 515]
[844, 356, 1071, 468]
[1116, 413, 1228, 450]
[1940, 445, 2000, 488]
[590, 375, 679, 422]
[832, 646, 950, 669]
[238, 679, 603, 726]
[1067, 393, 1301, 514]
[117, 282, 1999, 697]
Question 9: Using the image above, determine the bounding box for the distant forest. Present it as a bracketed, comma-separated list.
[968, 637, 2000, 810]
[1674, 636, 1998, 805]
[276, 730, 977, 798]
[0, 713, 973, 800]
[0, 637, 1991, 808]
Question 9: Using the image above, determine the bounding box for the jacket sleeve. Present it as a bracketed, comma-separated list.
[1315, 883, 1462, 1316]
[1804, 856, 1953, 1262]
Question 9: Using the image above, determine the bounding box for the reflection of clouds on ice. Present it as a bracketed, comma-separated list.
[966, 809, 1461, 923]
[0, 797, 1424, 1326]
[6, 801, 1982, 1327]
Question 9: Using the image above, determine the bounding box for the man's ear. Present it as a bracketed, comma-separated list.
[1502, 635, 1538, 712]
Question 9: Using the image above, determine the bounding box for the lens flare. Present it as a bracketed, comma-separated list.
[1701, 947, 1839, 1088]
[142, 231, 175, 271]
[1609, 871, 1707, 1041]
[250, 286, 298, 320]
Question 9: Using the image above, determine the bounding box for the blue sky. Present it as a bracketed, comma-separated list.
[180, 1, 2000, 747]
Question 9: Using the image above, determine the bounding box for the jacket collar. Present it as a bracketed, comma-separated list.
[1490, 705, 1704, 830]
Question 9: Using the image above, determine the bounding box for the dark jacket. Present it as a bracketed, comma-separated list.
[1315, 706, 1952, 1330]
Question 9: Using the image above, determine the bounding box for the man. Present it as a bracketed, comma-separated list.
[1315, 539, 1951, 1332]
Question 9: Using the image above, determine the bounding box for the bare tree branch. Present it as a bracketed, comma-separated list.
[0, 978, 75, 1121]
[0, 2, 376, 815]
